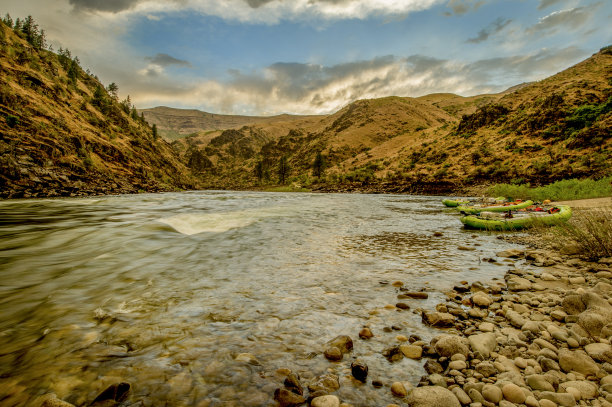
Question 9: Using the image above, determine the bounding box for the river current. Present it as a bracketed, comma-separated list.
[0, 191, 525, 406]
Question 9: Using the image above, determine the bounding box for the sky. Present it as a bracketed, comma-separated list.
[2, 0, 611, 115]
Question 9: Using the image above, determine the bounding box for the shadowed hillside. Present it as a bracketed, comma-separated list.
[0, 18, 198, 199]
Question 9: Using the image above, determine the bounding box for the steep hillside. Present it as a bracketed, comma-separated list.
[171, 47, 611, 193]
[140, 106, 323, 140]
[0, 19, 198, 199]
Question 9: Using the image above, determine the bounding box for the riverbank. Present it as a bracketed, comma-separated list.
[272, 199, 612, 407]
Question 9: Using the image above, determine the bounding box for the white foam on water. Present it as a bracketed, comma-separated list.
[157, 207, 291, 235]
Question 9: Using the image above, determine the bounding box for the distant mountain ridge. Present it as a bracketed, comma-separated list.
[139, 106, 323, 140]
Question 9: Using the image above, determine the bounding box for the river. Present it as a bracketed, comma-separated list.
[0, 191, 525, 406]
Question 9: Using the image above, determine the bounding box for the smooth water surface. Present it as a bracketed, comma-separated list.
[0, 191, 524, 406]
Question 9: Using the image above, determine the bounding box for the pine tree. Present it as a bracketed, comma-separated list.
[92, 85, 106, 107]
[152, 124, 158, 139]
[67, 58, 79, 84]
[278, 156, 290, 184]
[312, 151, 326, 178]
[131, 107, 139, 121]
[3, 13, 13, 28]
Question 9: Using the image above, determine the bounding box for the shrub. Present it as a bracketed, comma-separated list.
[554, 210, 612, 260]
[6, 114, 19, 127]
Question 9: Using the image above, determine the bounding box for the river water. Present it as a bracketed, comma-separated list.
[0, 191, 524, 406]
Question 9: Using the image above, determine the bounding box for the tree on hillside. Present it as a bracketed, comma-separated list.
[152, 124, 158, 139]
[278, 156, 290, 184]
[20, 15, 46, 50]
[107, 83, 119, 100]
[67, 58, 79, 84]
[312, 151, 326, 178]
[120, 96, 131, 115]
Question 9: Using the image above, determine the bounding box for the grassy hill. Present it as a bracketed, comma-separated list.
[169, 48, 611, 193]
[0, 19, 198, 199]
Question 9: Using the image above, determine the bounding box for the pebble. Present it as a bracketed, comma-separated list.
[324, 347, 343, 361]
[400, 344, 423, 359]
[391, 382, 407, 397]
[311, 395, 340, 407]
[359, 327, 373, 339]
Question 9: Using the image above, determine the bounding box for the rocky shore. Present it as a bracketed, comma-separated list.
[273, 249, 612, 407]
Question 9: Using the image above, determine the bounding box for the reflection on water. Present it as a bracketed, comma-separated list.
[0, 192, 524, 406]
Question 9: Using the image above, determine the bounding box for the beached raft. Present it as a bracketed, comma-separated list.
[442, 199, 470, 207]
[460, 205, 572, 231]
[457, 200, 534, 214]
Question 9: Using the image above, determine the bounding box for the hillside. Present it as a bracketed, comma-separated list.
[169, 48, 611, 193]
[139, 106, 323, 140]
[0, 19, 198, 199]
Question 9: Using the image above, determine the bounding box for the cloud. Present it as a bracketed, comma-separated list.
[145, 53, 191, 67]
[444, 0, 485, 16]
[538, 0, 564, 10]
[66, 0, 446, 22]
[128, 46, 587, 115]
[467, 17, 512, 43]
[69, 0, 142, 12]
[527, 6, 595, 35]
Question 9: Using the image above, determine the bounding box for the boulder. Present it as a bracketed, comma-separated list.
[559, 380, 598, 399]
[274, 388, 306, 407]
[584, 342, 612, 363]
[562, 295, 585, 315]
[507, 277, 532, 291]
[578, 311, 606, 337]
[481, 384, 502, 404]
[406, 386, 461, 407]
[501, 383, 525, 404]
[468, 333, 497, 359]
[422, 311, 455, 328]
[472, 292, 493, 307]
[559, 349, 599, 376]
[539, 391, 577, 407]
[434, 335, 470, 358]
[506, 311, 527, 329]
[525, 374, 555, 392]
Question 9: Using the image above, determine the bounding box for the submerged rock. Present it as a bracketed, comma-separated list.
[350, 360, 368, 382]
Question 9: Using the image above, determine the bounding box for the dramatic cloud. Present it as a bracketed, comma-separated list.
[145, 53, 191, 67]
[527, 6, 594, 35]
[66, 0, 446, 22]
[128, 46, 586, 115]
[467, 17, 512, 43]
